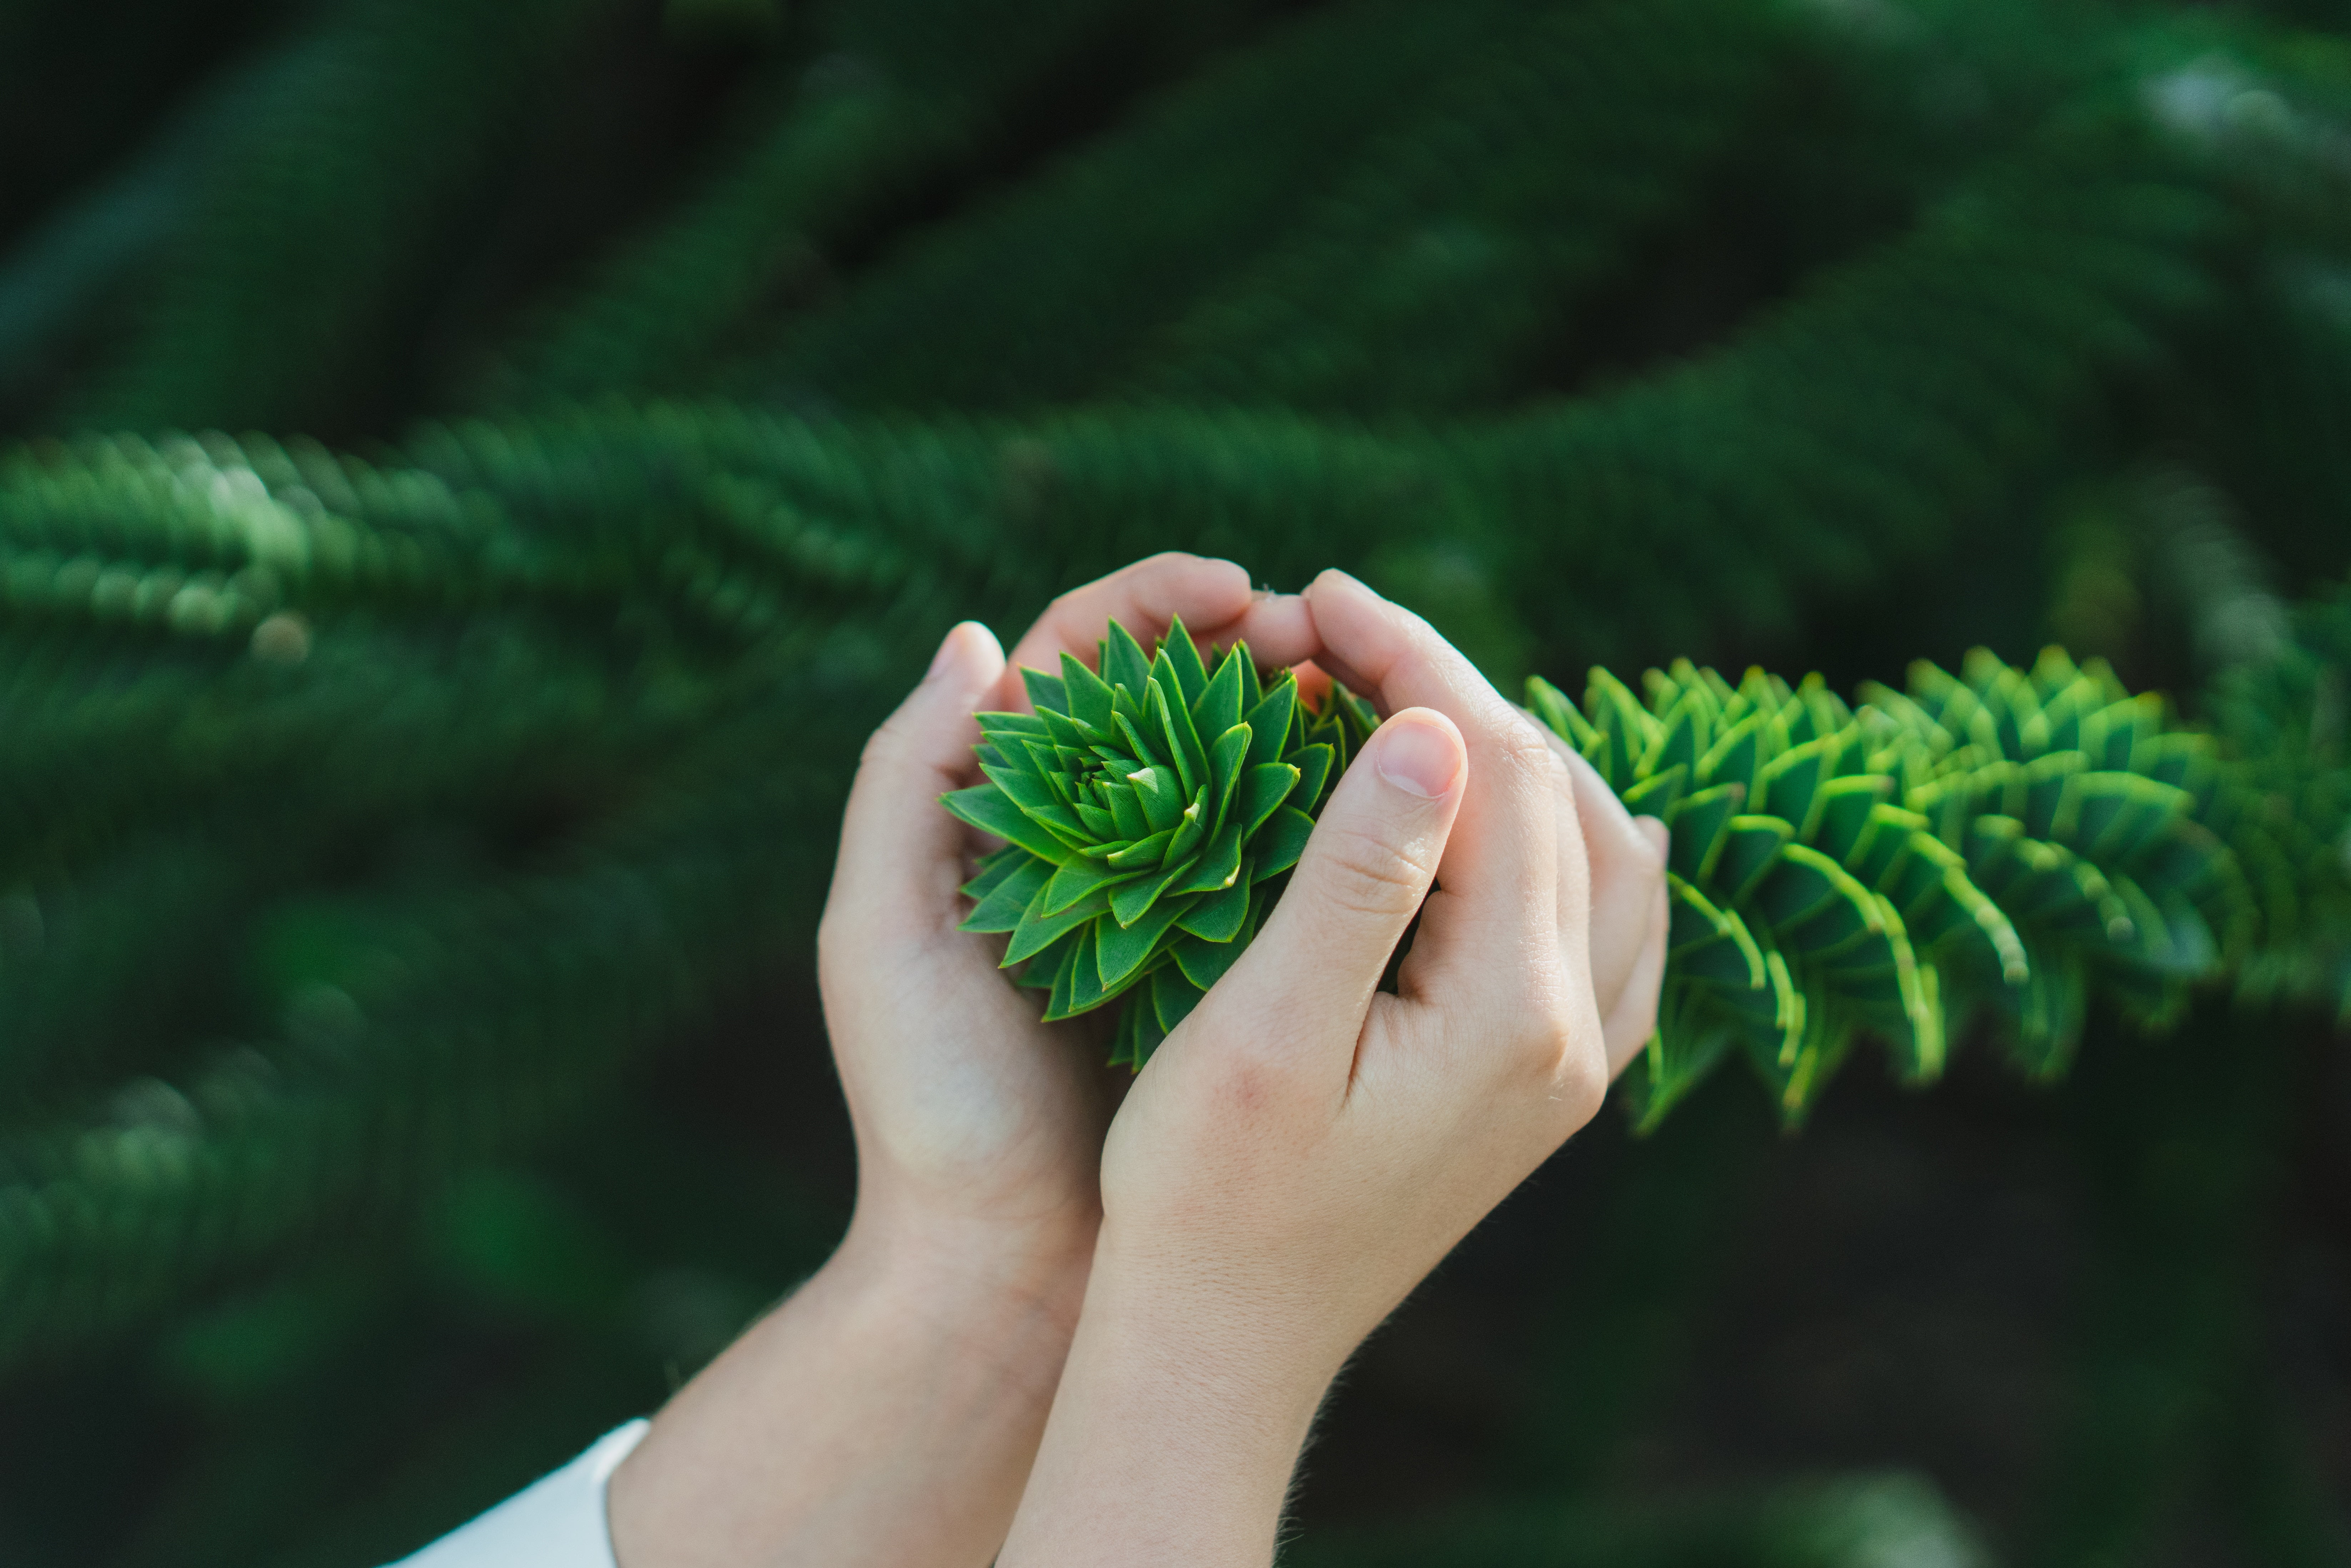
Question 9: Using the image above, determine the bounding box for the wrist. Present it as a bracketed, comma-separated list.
[833, 1191, 1097, 1350]
[1079, 1235, 1348, 1430]
[998, 1259, 1338, 1567]
[613, 1193, 1091, 1568]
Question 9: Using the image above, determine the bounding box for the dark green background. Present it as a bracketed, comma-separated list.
[0, 0, 2346, 1562]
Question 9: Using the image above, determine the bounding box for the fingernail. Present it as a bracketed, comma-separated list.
[1375, 715, 1461, 798]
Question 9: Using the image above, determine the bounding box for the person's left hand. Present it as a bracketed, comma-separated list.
[612, 554, 1319, 1568]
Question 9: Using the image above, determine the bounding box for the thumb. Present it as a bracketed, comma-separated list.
[831, 620, 1007, 937]
[1216, 708, 1466, 1055]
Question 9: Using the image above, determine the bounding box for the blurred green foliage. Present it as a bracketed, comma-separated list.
[0, 0, 2348, 1562]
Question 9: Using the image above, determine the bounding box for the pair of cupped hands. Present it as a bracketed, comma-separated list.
[608, 557, 1671, 1568]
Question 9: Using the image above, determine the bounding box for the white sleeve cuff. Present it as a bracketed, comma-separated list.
[388, 1418, 650, 1568]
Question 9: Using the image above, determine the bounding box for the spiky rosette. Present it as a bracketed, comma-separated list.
[943, 615, 1376, 1066]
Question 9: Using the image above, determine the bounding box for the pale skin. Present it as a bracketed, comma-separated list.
[607, 555, 1670, 1568]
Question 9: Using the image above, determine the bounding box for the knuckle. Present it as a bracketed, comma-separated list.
[1557, 1050, 1608, 1123]
[1520, 1006, 1574, 1068]
[1515, 995, 1608, 1114]
[1313, 821, 1435, 919]
[1496, 715, 1565, 782]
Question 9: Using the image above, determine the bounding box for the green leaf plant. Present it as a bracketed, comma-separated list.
[943, 615, 1374, 1068]
[953, 622, 2263, 1127]
[1532, 648, 2245, 1131]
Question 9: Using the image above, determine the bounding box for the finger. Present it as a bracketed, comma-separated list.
[1210, 709, 1466, 1073]
[830, 621, 1007, 946]
[1301, 571, 1572, 1023]
[996, 555, 1315, 711]
[1555, 741, 1668, 1022]
[1219, 589, 1319, 671]
[1601, 828, 1671, 1077]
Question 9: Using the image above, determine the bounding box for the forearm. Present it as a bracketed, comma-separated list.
[608, 1217, 1086, 1568]
[997, 1262, 1341, 1568]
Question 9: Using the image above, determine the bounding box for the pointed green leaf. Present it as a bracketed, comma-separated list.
[1648, 685, 1713, 778]
[1106, 778, 1152, 840]
[1006, 882, 1110, 965]
[1106, 1002, 1140, 1069]
[1152, 673, 1209, 800]
[1664, 781, 1744, 883]
[977, 764, 1089, 846]
[1291, 742, 1336, 811]
[1042, 935, 1085, 1017]
[1526, 674, 1601, 758]
[1664, 873, 1766, 989]
[1041, 925, 1105, 1020]
[1697, 711, 1763, 794]
[1810, 775, 1891, 864]
[1017, 929, 1076, 990]
[1021, 667, 1069, 715]
[1127, 762, 1184, 834]
[1251, 806, 1315, 881]
[1021, 740, 1071, 796]
[1129, 994, 1171, 1065]
[1152, 964, 1206, 1032]
[943, 785, 1077, 864]
[959, 844, 1032, 904]
[1111, 858, 1195, 926]
[1164, 786, 1209, 866]
[1064, 923, 1110, 1014]
[1206, 723, 1250, 831]
[1757, 736, 1834, 834]
[1114, 709, 1168, 771]
[1242, 681, 1298, 773]
[1194, 645, 1245, 744]
[1109, 680, 1146, 727]
[1104, 620, 1154, 699]
[1714, 815, 1793, 905]
[1107, 829, 1175, 869]
[1235, 762, 1300, 840]
[1061, 652, 1114, 734]
[1174, 918, 1252, 989]
[1023, 868, 1110, 947]
[1098, 892, 1196, 988]
[1176, 871, 1250, 941]
[977, 754, 1051, 810]
[1036, 705, 1089, 750]
[1163, 614, 1210, 708]
[1622, 764, 1687, 822]
[1172, 820, 1244, 894]
[977, 711, 1051, 742]
[962, 854, 1054, 933]
[1042, 855, 1146, 916]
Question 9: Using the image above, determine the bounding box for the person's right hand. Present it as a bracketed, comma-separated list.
[998, 569, 1670, 1568]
